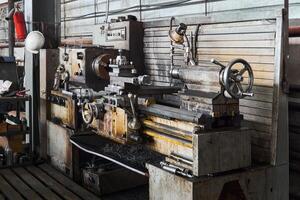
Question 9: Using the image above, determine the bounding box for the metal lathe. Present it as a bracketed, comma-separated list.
[46, 15, 255, 196]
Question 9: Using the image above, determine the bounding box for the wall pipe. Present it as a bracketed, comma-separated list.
[193, 24, 201, 64]
[104, 0, 109, 23]
[7, 0, 15, 57]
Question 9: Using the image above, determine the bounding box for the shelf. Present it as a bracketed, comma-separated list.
[0, 96, 31, 103]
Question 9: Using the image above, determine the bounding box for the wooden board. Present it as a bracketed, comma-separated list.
[0, 164, 101, 200]
[13, 167, 61, 200]
[39, 164, 99, 200]
[0, 175, 23, 200]
[25, 166, 82, 200]
[0, 169, 41, 200]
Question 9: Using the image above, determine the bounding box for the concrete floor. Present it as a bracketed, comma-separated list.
[103, 185, 148, 200]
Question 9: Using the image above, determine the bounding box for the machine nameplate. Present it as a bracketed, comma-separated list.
[106, 27, 127, 41]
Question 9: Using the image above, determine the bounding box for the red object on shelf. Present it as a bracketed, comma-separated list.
[13, 11, 27, 41]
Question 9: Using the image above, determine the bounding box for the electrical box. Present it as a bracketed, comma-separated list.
[92, 19, 144, 74]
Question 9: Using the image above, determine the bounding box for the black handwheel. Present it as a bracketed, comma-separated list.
[222, 59, 254, 99]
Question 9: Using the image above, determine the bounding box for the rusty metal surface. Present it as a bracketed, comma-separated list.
[142, 115, 251, 176]
[90, 107, 129, 144]
[289, 26, 300, 37]
[39, 49, 59, 158]
[139, 104, 205, 124]
[50, 90, 78, 130]
[148, 164, 288, 200]
[61, 38, 93, 46]
[142, 119, 193, 141]
[47, 121, 73, 177]
[193, 128, 251, 176]
[143, 129, 193, 148]
[288, 38, 300, 89]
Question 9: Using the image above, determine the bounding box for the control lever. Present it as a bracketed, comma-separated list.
[211, 58, 226, 69]
[242, 93, 254, 97]
[128, 93, 141, 131]
[75, 63, 83, 76]
[160, 161, 193, 178]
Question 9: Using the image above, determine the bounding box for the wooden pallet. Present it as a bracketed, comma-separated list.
[0, 163, 100, 200]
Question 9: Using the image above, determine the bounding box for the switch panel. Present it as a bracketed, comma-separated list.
[106, 27, 126, 41]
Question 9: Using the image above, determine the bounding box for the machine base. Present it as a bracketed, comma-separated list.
[147, 164, 288, 200]
[82, 165, 148, 196]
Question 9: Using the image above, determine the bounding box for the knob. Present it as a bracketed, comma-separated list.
[242, 93, 254, 97]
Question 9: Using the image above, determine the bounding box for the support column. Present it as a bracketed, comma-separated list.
[24, 0, 59, 156]
[7, 0, 15, 57]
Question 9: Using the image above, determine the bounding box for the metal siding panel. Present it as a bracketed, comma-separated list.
[60, 0, 300, 39]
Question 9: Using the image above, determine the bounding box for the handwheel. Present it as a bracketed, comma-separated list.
[222, 59, 254, 99]
[82, 102, 94, 125]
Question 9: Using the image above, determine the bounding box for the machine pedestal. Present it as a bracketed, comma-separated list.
[147, 164, 288, 200]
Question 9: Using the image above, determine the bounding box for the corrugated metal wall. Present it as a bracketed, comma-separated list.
[0, 3, 8, 43]
[61, 0, 300, 39]
[0, 1, 298, 45]
[0, 1, 299, 46]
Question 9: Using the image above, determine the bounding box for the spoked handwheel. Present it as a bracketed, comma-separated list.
[82, 102, 95, 125]
[212, 58, 254, 99]
[223, 59, 254, 99]
[82, 101, 104, 125]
